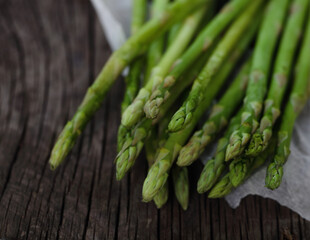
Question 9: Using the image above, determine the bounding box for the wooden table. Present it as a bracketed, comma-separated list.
[0, 0, 309, 239]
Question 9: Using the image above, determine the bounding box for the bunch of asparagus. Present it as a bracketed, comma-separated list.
[49, 0, 310, 210]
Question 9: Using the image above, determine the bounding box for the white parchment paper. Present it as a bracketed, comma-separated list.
[91, 0, 310, 220]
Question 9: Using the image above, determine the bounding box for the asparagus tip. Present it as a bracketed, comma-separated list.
[225, 142, 241, 161]
[245, 133, 264, 157]
[229, 158, 249, 187]
[177, 144, 200, 167]
[142, 161, 170, 201]
[49, 162, 57, 171]
[144, 99, 161, 119]
[168, 107, 187, 132]
[265, 161, 283, 190]
[180, 201, 189, 211]
[153, 185, 169, 209]
[197, 160, 216, 193]
[208, 174, 233, 198]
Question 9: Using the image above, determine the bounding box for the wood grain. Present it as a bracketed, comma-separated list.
[0, 0, 309, 239]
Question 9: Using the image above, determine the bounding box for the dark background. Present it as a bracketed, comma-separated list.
[0, 0, 309, 239]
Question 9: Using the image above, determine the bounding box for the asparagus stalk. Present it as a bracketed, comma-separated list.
[144, 0, 251, 120]
[246, 0, 309, 157]
[166, 0, 182, 48]
[178, 58, 252, 167]
[168, 1, 262, 132]
[225, 0, 291, 161]
[122, 7, 208, 128]
[121, 60, 143, 113]
[167, 23, 182, 47]
[229, 136, 277, 187]
[144, 0, 169, 83]
[49, 0, 208, 170]
[145, 128, 158, 166]
[197, 108, 243, 193]
[115, 49, 213, 180]
[145, 103, 174, 208]
[172, 166, 189, 210]
[118, 0, 167, 151]
[209, 136, 277, 198]
[265, 12, 310, 190]
[120, 0, 147, 113]
[141, 38, 249, 201]
[118, 0, 148, 151]
[146, 146, 169, 208]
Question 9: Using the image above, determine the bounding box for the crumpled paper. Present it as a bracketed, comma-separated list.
[91, 0, 310, 221]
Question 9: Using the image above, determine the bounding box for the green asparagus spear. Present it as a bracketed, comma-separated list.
[168, 1, 262, 132]
[122, 7, 207, 128]
[246, 0, 309, 157]
[146, 143, 169, 209]
[121, 0, 147, 113]
[197, 108, 243, 193]
[118, 0, 148, 151]
[49, 0, 208, 170]
[144, 0, 251, 120]
[225, 0, 291, 161]
[144, 0, 169, 83]
[145, 102, 174, 208]
[265, 12, 310, 190]
[115, 49, 213, 180]
[172, 166, 189, 210]
[209, 136, 277, 198]
[178, 58, 251, 167]
[141, 38, 250, 201]
[121, 61, 143, 113]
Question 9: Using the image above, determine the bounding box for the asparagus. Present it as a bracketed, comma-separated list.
[172, 166, 189, 210]
[118, 0, 147, 151]
[167, 23, 182, 47]
[144, 0, 251, 120]
[115, 50, 213, 180]
[197, 108, 243, 193]
[265, 12, 310, 190]
[178, 58, 252, 167]
[144, 0, 169, 83]
[153, 182, 169, 208]
[229, 136, 276, 187]
[141, 40, 247, 202]
[145, 127, 158, 165]
[168, 1, 262, 132]
[246, 0, 309, 157]
[49, 0, 208, 170]
[121, 60, 143, 113]
[118, 0, 167, 151]
[120, 0, 147, 113]
[209, 136, 277, 198]
[225, 0, 291, 161]
[208, 174, 233, 198]
[146, 104, 173, 208]
[121, 7, 207, 128]
[145, 135, 169, 208]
